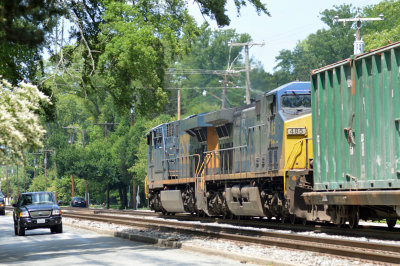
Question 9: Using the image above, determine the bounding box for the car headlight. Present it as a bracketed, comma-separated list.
[19, 211, 29, 218]
[52, 209, 61, 215]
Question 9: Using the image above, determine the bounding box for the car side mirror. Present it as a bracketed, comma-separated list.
[12, 203, 17, 207]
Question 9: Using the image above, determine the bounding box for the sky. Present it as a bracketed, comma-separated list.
[188, 0, 383, 73]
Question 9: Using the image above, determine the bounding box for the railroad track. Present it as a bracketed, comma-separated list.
[6, 205, 400, 240]
[62, 211, 400, 264]
[61, 207, 400, 241]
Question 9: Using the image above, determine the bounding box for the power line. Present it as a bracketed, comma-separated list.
[167, 68, 243, 75]
[167, 86, 245, 90]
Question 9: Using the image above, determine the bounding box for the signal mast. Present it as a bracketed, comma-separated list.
[334, 9, 384, 55]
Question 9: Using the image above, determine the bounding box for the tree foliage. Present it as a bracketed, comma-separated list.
[196, 0, 269, 26]
[0, 80, 50, 165]
[363, 0, 400, 49]
[0, 0, 61, 84]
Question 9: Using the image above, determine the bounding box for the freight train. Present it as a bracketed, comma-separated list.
[145, 41, 400, 229]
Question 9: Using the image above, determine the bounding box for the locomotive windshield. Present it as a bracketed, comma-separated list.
[281, 94, 311, 109]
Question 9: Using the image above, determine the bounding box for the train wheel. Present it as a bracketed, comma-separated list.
[348, 207, 359, 229]
[386, 218, 397, 229]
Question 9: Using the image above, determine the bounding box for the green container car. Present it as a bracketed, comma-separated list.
[303, 42, 400, 227]
[312, 42, 400, 191]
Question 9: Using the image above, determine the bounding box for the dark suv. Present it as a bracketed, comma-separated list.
[13, 192, 62, 236]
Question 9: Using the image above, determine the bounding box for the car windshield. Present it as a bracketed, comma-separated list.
[281, 94, 311, 109]
[20, 193, 55, 205]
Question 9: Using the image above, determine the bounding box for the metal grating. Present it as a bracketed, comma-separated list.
[30, 210, 51, 218]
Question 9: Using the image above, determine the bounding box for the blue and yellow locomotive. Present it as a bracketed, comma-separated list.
[146, 82, 314, 221]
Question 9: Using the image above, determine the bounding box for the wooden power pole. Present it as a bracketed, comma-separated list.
[228, 41, 265, 104]
[94, 121, 119, 209]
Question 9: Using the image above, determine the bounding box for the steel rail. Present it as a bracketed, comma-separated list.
[63, 212, 400, 264]
[60, 207, 400, 241]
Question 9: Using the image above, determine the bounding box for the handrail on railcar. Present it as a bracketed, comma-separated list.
[203, 145, 248, 178]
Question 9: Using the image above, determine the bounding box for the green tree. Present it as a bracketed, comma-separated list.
[0, 0, 61, 84]
[363, 0, 400, 49]
[0, 80, 50, 165]
[196, 0, 269, 26]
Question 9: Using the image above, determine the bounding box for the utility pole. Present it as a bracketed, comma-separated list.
[54, 150, 57, 201]
[213, 72, 239, 109]
[334, 10, 384, 55]
[80, 132, 89, 208]
[222, 74, 227, 109]
[30, 150, 54, 192]
[62, 126, 78, 198]
[41, 149, 55, 192]
[31, 152, 42, 192]
[228, 42, 265, 104]
[62, 126, 78, 145]
[16, 165, 19, 197]
[94, 121, 119, 209]
[23, 162, 26, 193]
[177, 89, 181, 120]
[6, 166, 9, 204]
[93, 122, 119, 141]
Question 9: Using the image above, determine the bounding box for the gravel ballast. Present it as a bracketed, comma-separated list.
[62, 215, 390, 266]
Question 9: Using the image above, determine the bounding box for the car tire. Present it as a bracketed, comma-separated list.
[55, 223, 63, 233]
[14, 223, 18, 236]
[17, 221, 25, 236]
[0, 210, 5, 215]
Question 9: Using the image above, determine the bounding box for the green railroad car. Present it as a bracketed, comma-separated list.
[303, 41, 400, 228]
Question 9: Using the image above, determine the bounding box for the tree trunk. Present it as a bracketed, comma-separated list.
[118, 185, 124, 209]
[122, 185, 127, 209]
[118, 183, 128, 209]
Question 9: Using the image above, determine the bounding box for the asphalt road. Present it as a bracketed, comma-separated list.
[0, 212, 248, 265]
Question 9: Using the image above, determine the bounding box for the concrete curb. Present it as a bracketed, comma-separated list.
[63, 220, 295, 266]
